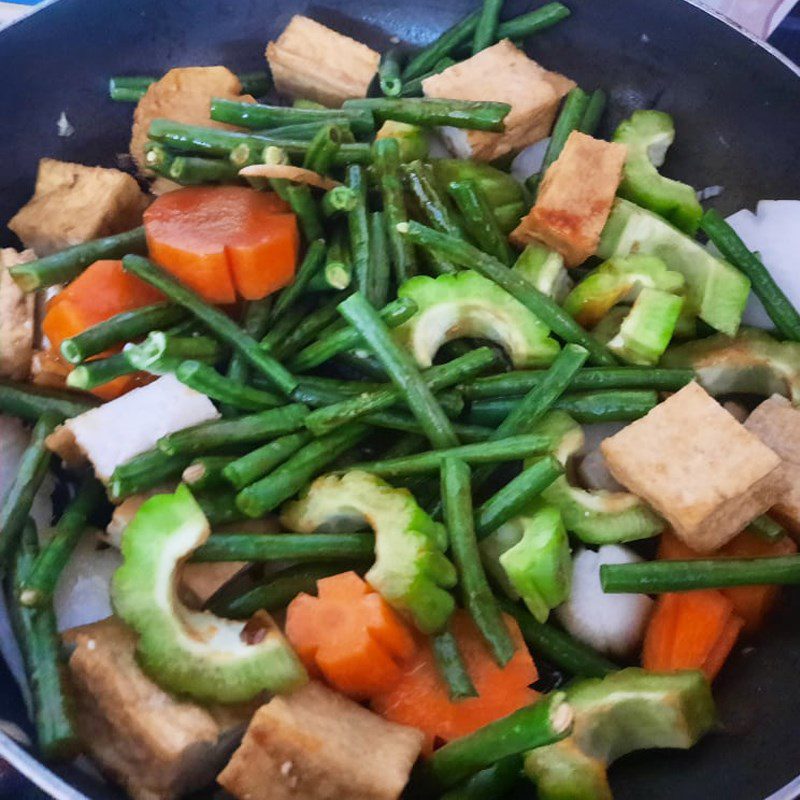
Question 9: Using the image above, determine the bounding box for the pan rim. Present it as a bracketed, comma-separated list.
[0, 0, 798, 799]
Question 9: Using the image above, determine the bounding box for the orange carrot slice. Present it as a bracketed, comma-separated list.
[658, 529, 797, 631]
[143, 186, 298, 303]
[642, 590, 743, 681]
[285, 571, 416, 699]
[371, 610, 538, 754]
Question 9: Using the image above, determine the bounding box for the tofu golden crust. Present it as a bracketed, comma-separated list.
[266, 15, 380, 107]
[511, 130, 627, 266]
[422, 40, 574, 161]
[601, 382, 784, 552]
[8, 159, 149, 257]
[130, 66, 249, 171]
[745, 394, 800, 538]
[0, 248, 36, 380]
[65, 617, 251, 800]
[218, 681, 423, 800]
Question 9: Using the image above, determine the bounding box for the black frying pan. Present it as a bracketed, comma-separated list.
[1, 1, 799, 797]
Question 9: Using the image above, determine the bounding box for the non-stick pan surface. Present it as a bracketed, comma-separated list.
[1, 1, 799, 797]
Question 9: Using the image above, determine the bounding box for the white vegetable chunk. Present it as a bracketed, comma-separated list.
[53, 374, 219, 483]
[54, 532, 122, 633]
[511, 138, 550, 183]
[725, 200, 800, 329]
[556, 545, 653, 658]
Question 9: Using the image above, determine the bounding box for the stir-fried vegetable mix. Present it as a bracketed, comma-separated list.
[2, 1, 800, 799]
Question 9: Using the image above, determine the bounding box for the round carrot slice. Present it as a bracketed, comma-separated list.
[143, 186, 297, 303]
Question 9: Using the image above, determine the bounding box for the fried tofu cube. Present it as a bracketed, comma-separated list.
[218, 681, 423, 800]
[131, 66, 250, 171]
[65, 617, 251, 800]
[46, 374, 219, 483]
[266, 16, 380, 107]
[0, 248, 36, 380]
[8, 159, 149, 257]
[745, 394, 800, 537]
[422, 40, 574, 162]
[511, 130, 627, 266]
[601, 382, 784, 552]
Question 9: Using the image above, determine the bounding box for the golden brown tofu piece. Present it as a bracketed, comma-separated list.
[511, 130, 627, 266]
[601, 382, 784, 552]
[218, 681, 423, 800]
[130, 66, 250, 171]
[423, 40, 574, 162]
[266, 16, 380, 107]
[65, 617, 251, 800]
[745, 394, 800, 538]
[0, 248, 36, 379]
[8, 159, 149, 256]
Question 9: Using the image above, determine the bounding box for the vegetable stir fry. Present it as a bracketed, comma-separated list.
[2, 2, 800, 799]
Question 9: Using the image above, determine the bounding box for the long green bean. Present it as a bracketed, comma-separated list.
[60, 303, 186, 365]
[528, 88, 589, 196]
[402, 11, 481, 81]
[440, 755, 522, 800]
[124, 332, 221, 370]
[345, 434, 551, 477]
[702, 209, 800, 341]
[472, 0, 503, 53]
[109, 71, 271, 101]
[308, 235, 352, 292]
[236, 424, 368, 517]
[429, 692, 572, 788]
[226, 297, 273, 391]
[374, 138, 417, 285]
[344, 98, 510, 132]
[442, 458, 515, 665]
[289, 298, 417, 371]
[475, 457, 564, 539]
[600, 555, 800, 594]
[191, 533, 373, 563]
[9, 228, 147, 292]
[0, 379, 97, 422]
[400, 222, 618, 365]
[122, 255, 297, 394]
[433, 626, 478, 700]
[20, 476, 105, 607]
[270, 295, 346, 361]
[223, 431, 313, 490]
[448, 179, 513, 264]
[108, 448, 191, 501]
[271, 240, 327, 323]
[500, 598, 618, 678]
[368, 210, 392, 307]
[209, 99, 375, 137]
[11, 520, 77, 759]
[304, 345, 494, 437]
[468, 390, 659, 426]
[209, 562, 369, 618]
[158, 404, 308, 456]
[379, 48, 403, 97]
[366, 409, 493, 443]
[462, 367, 693, 399]
[66, 353, 138, 391]
[340, 166, 370, 301]
[403, 160, 464, 238]
[0, 414, 57, 565]
[398, 57, 455, 98]
[578, 89, 607, 135]
[176, 361, 282, 410]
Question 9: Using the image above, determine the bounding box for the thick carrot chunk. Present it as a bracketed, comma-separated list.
[642, 590, 743, 681]
[285, 571, 416, 700]
[143, 186, 298, 303]
[371, 610, 538, 754]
